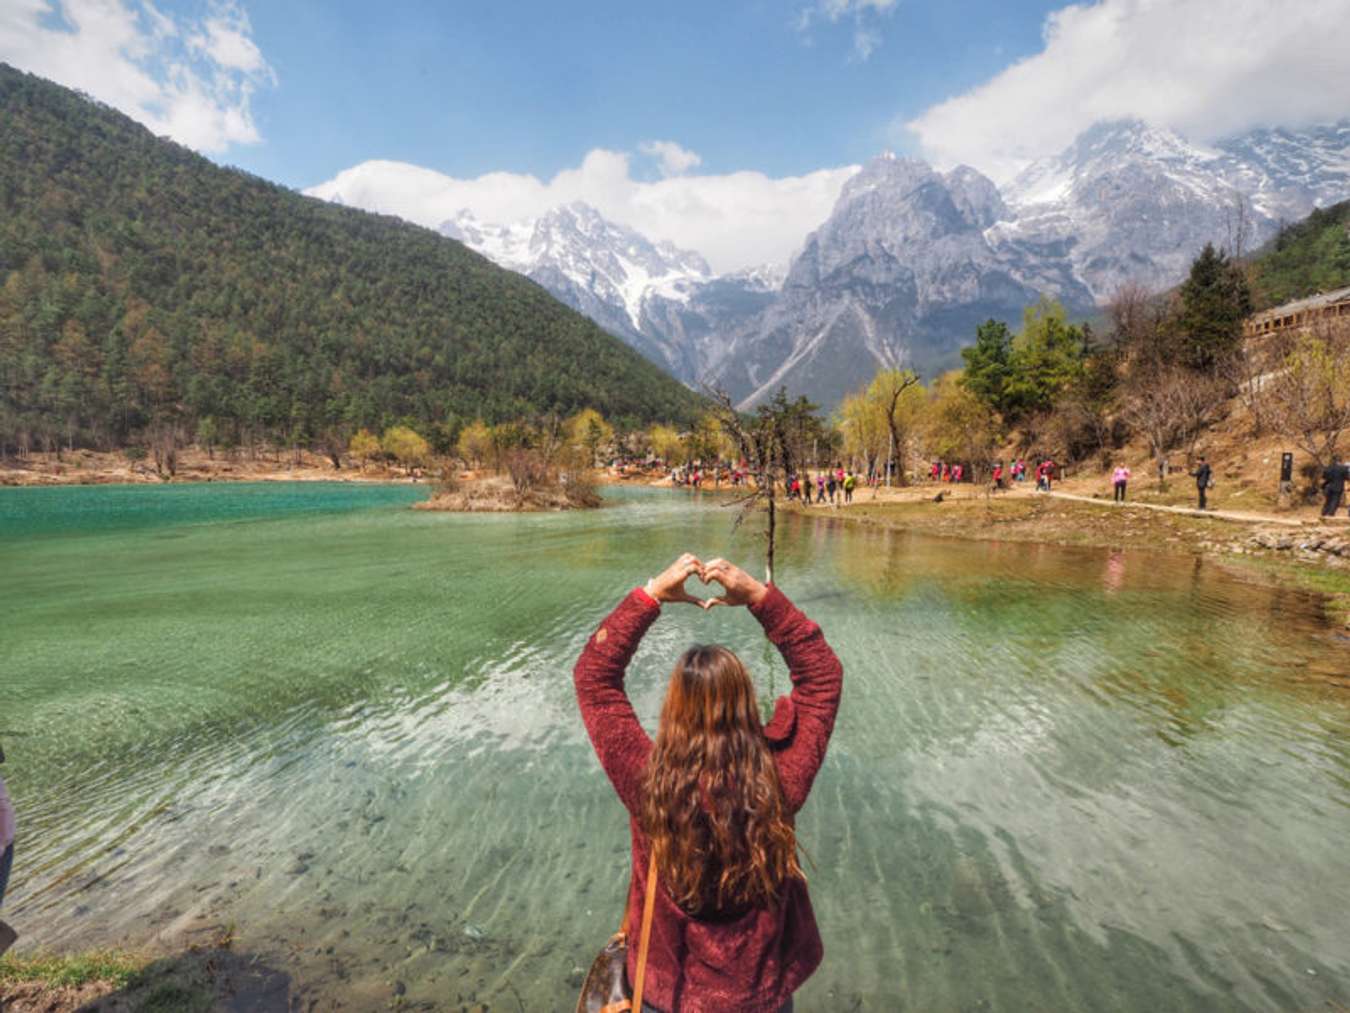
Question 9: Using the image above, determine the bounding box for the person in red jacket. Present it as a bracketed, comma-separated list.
[574, 554, 843, 1013]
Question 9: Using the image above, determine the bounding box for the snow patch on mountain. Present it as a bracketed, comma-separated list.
[441, 203, 710, 331]
[1002, 118, 1350, 297]
[425, 118, 1348, 408]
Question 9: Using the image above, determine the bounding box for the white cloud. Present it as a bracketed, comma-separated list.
[189, 10, 268, 74]
[305, 150, 858, 274]
[638, 139, 702, 178]
[0, 0, 276, 154]
[818, 0, 898, 21]
[852, 27, 881, 61]
[906, 0, 1350, 181]
[797, 0, 897, 60]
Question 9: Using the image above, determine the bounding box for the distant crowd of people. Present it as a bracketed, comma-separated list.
[647, 451, 1350, 521]
[666, 463, 752, 489]
[785, 466, 864, 506]
[929, 457, 1058, 493]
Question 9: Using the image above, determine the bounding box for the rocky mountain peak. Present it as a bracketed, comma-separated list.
[433, 122, 1348, 412]
[787, 155, 1009, 290]
[943, 165, 1008, 230]
[839, 154, 938, 203]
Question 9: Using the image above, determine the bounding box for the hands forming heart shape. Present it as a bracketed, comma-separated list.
[644, 553, 769, 610]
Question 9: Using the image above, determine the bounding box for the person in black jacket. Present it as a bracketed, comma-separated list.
[1192, 457, 1212, 510]
[1321, 459, 1348, 518]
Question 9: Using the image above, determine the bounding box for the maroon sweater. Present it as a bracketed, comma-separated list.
[574, 584, 844, 1013]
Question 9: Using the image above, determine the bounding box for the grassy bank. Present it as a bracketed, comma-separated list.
[787, 490, 1350, 630]
[0, 932, 292, 1012]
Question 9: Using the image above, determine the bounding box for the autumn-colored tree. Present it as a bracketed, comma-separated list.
[923, 371, 998, 481]
[456, 419, 492, 468]
[348, 428, 380, 471]
[648, 424, 685, 465]
[869, 368, 925, 484]
[686, 414, 730, 466]
[489, 421, 533, 471]
[381, 426, 429, 474]
[565, 408, 614, 465]
[836, 391, 888, 476]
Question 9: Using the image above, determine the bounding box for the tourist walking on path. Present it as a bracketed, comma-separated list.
[1191, 457, 1213, 510]
[574, 554, 843, 1013]
[1321, 459, 1348, 517]
[1113, 464, 1131, 503]
[826, 473, 837, 505]
[843, 471, 856, 504]
[0, 756, 16, 958]
[815, 474, 826, 504]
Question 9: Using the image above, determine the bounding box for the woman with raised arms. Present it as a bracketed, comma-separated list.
[574, 554, 844, 1012]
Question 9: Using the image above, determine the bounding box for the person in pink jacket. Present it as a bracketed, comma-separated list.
[1112, 464, 1131, 502]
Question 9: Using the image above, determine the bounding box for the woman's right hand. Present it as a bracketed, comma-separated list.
[645, 553, 708, 607]
[702, 558, 769, 609]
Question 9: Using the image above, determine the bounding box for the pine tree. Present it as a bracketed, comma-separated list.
[960, 319, 1014, 418]
[1178, 243, 1252, 372]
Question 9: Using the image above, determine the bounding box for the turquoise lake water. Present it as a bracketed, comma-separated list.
[0, 482, 1346, 1010]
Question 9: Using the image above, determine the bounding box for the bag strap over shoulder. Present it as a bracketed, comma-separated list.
[631, 849, 658, 1012]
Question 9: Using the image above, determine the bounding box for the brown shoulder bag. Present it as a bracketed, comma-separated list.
[576, 850, 659, 1013]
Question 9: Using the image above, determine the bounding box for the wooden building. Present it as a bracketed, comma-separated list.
[1243, 285, 1350, 338]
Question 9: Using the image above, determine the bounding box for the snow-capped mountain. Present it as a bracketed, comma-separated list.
[440, 203, 779, 383]
[1215, 122, 1350, 222]
[425, 119, 1348, 410]
[704, 154, 1096, 409]
[1001, 119, 1350, 297]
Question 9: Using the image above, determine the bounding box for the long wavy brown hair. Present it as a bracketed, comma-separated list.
[640, 644, 803, 914]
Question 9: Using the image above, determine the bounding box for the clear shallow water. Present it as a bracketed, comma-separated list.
[1, 483, 1347, 1011]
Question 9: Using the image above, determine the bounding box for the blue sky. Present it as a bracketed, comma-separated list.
[232, 0, 1062, 189]
[4, 0, 1348, 270]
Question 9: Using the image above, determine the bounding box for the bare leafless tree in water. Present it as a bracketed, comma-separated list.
[707, 387, 823, 585]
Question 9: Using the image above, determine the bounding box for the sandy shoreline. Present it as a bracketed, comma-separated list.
[0, 448, 423, 488]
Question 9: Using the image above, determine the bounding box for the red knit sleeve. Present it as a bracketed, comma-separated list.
[749, 585, 843, 813]
[573, 587, 661, 814]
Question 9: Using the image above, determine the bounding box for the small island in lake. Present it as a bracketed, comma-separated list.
[415, 462, 603, 513]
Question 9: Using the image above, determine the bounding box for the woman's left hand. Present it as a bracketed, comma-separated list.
[645, 553, 707, 607]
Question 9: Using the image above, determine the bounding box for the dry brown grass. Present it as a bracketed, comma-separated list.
[415, 472, 600, 512]
[0, 446, 416, 487]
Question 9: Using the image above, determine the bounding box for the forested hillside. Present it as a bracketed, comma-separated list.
[1250, 200, 1350, 308]
[0, 64, 703, 459]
